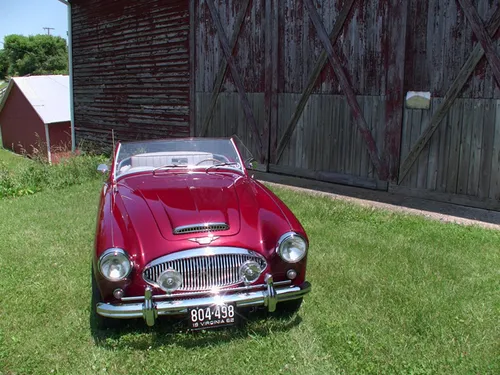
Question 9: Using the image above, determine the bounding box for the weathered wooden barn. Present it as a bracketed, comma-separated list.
[67, 0, 500, 210]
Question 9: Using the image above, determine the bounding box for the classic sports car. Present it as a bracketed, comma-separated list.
[92, 137, 311, 329]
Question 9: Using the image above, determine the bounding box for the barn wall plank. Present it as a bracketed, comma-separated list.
[489, 100, 500, 200]
[478, 101, 495, 199]
[409, 109, 422, 188]
[417, 108, 432, 190]
[456, 99, 474, 195]
[426, 98, 442, 190]
[445, 99, 463, 194]
[467, 101, 485, 196]
[436, 101, 450, 192]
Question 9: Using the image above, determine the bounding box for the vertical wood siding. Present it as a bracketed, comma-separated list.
[195, 0, 405, 188]
[195, 0, 266, 93]
[71, 0, 190, 151]
[397, 99, 500, 209]
[195, 0, 267, 161]
[398, 0, 500, 210]
[281, 0, 388, 96]
[405, 0, 499, 99]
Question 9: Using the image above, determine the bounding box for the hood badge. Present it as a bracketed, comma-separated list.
[189, 236, 220, 245]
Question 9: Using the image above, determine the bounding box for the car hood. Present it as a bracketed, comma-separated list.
[120, 172, 241, 240]
[114, 172, 294, 264]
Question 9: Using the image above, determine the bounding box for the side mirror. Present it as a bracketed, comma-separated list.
[97, 164, 109, 174]
[246, 158, 258, 170]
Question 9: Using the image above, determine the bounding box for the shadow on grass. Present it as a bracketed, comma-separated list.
[89, 308, 303, 350]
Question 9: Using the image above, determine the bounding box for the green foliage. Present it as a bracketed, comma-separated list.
[2, 34, 68, 77]
[0, 154, 107, 198]
[0, 50, 8, 80]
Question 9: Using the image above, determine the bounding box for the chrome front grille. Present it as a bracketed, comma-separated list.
[143, 248, 267, 291]
[173, 223, 229, 235]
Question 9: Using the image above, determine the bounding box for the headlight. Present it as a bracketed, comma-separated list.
[99, 248, 132, 281]
[277, 232, 308, 263]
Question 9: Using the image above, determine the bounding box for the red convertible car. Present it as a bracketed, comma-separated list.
[92, 137, 311, 329]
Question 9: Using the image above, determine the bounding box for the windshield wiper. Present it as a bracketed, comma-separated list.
[205, 162, 240, 171]
[153, 164, 188, 173]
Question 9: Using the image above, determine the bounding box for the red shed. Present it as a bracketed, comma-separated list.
[0, 75, 71, 163]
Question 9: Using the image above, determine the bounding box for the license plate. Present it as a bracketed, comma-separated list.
[188, 304, 237, 330]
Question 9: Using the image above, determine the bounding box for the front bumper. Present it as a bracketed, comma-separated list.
[97, 275, 311, 326]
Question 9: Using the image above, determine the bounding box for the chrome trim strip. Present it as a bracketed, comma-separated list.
[120, 280, 292, 302]
[173, 222, 229, 235]
[96, 281, 311, 322]
[145, 247, 263, 269]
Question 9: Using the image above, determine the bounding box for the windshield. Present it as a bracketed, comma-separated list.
[115, 138, 244, 177]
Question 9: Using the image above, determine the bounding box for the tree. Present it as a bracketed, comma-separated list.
[2, 34, 68, 77]
[0, 50, 8, 80]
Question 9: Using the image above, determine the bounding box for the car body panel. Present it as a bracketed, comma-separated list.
[93, 138, 309, 313]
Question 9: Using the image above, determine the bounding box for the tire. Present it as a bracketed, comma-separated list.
[273, 298, 303, 317]
[91, 266, 122, 330]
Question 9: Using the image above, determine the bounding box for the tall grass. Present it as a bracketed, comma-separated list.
[0, 153, 108, 198]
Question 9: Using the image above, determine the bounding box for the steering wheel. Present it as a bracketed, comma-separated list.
[195, 158, 222, 166]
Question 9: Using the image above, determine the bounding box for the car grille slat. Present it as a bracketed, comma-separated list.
[143, 250, 267, 291]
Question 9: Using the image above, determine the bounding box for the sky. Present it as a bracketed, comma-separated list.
[0, 0, 68, 45]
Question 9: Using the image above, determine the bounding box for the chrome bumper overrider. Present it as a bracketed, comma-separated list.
[96, 275, 311, 326]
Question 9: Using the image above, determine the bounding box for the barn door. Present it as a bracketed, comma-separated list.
[396, 0, 500, 210]
[194, 0, 407, 184]
[194, 0, 270, 165]
[268, 0, 407, 189]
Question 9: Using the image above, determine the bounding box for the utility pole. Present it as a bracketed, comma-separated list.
[43, 27, 55, 35]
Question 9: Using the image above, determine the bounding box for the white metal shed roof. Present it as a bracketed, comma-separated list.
[2, 75, 70, 124]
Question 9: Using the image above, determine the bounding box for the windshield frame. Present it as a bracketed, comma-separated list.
[111, 137, 248, 180]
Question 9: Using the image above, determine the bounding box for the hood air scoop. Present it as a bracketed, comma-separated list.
[173, 222, 229, 235]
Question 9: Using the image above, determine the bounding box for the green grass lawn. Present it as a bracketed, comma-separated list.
[0, 147, 32, 169]
[0, 181, 499, 375]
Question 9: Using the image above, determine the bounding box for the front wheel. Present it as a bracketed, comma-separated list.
[91, 266, 122, 330]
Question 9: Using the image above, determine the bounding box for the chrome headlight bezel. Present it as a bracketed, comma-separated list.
[276, 232, 308, 263]
[98, 248, 132, 281]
